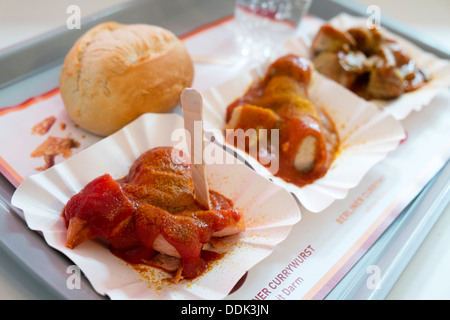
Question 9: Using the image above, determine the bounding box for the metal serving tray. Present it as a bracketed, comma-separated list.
[0, 0, 448, 300]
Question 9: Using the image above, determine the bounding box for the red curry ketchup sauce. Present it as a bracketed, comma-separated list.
[225, 54, 339, 187]
[63, 147, 244, 282]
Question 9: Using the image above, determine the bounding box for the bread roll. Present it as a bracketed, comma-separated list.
[59, 22, 194, 136]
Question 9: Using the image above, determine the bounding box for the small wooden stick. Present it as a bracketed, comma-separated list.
[181, 88, 211, 210]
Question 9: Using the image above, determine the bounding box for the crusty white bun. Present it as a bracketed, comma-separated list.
[59, 22, 194, 136]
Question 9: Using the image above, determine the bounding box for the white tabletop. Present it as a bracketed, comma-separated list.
[349, 0, 450, 300]
[0, 0, 449, 300]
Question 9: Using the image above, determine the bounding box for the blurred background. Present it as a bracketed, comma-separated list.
[0, 0, 449, 52]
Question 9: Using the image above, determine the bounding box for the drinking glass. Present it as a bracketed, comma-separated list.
[234, 0, 312, 61]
